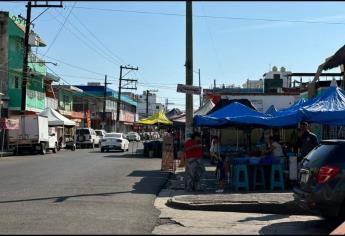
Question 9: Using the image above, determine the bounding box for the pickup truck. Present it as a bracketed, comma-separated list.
[9, 114, 58, 155]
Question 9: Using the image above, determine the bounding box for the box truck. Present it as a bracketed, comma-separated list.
[9, 114, 58, 155]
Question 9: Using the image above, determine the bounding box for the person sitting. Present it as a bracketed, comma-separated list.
[268, 135, 284, 158]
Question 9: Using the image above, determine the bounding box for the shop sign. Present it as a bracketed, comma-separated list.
[86, 110, 91, 128]
[177, 84, 201, 95]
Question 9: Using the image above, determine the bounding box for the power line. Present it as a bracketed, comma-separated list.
[43, 1, 76, 56]
[46, 10, 120, 67]
[68, 6, 345, 25]
[70, 11, 126, 65]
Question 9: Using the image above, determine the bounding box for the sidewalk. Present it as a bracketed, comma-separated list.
[166, 160, 311, 215]
[152, 159, 335, 234]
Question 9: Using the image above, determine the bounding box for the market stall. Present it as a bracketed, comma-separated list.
[136, 111, 173, 158]
[39, 107, 77, 151]
[193, 83, 345, 192]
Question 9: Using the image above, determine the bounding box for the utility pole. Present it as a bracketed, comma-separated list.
[185, 0, 193, 140]
[165, 98, 174, 112]
[116, 65, 138, 132]
[102, 75, 111, 130]
[198, 68, 202, 107]
[146, 90, 149, 117]
[145, 89, 158, 117]
[21, 1, 63, 112]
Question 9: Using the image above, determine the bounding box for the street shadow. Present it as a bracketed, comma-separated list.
[129, 170, 170, 194]
[258, 218, 335, 235]
[238, 214, 289, 222]
[0, 170, 170, 204]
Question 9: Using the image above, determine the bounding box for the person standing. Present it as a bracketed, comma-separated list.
[183, 132, 205, 192]
[209, 136, 220, 165]
[268, 135, 284, 158]
[296, 122, 319, 162]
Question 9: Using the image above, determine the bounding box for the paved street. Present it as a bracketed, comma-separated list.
[0, 142, 169, 234]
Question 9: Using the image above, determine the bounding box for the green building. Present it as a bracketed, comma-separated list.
[0, 11, 47, 116]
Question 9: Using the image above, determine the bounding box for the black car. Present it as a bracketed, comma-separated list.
[293, 140, 345, 219]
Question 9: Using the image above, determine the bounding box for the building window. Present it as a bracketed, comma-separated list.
[273, 74, 280, 79]
[14, 76, 19, 88]
[156, 105, 159, 109]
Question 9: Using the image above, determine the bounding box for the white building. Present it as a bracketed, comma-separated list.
[263, 66, 292, 88]
[137, 91, 165, 118]
[242, 79, 263, 89]
[221, 94, 298, 113]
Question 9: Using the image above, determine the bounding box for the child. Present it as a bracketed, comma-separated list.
[215, 154, 227, 193]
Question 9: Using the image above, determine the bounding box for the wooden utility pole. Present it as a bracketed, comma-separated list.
[102, 75, 111, 130]
[198, 68, 202, 107]
[21, 1, 62, 112]
[185, 0, 193, 139]
[21, 1, 32, 112]
[116, 65, 138, 132]
[146, 90, 149, 117]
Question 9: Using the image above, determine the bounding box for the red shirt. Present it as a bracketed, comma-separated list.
[184, 139, 203, 159]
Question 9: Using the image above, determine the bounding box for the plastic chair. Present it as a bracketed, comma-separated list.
[270, 159, 285, 191]
[232, 160, 249, 191]
[253, 165, 266, 190]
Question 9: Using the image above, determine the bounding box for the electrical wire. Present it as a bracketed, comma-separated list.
[46, 10, 119, 67]
[43, 1, 77, 56]
[70, 11, 126, 65]
[68, 6, 345, 25]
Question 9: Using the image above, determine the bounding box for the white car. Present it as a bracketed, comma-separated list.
[126, 132, 141, 142]
[47, 132, 58, 153]
[76, 128, 98, 148]
[95, 129, 107, 145]
[100, 133, 129, 152]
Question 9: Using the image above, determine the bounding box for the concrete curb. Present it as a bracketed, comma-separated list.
[0, 152, 13, 157]
[166, 196, 314, 215]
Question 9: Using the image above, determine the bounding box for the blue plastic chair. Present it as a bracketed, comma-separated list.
[232, 158, 249, 191]
[270, 159, 285, 191]
[253, 165, 266, 190]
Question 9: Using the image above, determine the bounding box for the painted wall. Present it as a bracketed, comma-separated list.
[221, 94, 297, 113]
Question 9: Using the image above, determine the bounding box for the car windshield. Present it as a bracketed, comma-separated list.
[95, 131, 103, 136]
[105, 133, 121, 138]
[77, 129, 89, 135]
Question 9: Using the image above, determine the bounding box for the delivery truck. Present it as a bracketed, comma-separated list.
[9, 114, 58, 155]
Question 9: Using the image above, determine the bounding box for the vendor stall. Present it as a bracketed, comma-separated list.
[39, 108, 77, 151]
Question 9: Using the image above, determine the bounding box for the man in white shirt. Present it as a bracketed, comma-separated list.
[269, 135, 284, 157]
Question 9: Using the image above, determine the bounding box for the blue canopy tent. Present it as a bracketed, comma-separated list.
[265, 105, 277, 115]
[194, 102, 268, 127]
[300, 86, 345, 125]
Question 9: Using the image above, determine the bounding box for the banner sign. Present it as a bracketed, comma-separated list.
[177, 84, 201, 95]
[3, 118, 20, 130]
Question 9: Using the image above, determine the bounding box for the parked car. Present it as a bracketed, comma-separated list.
[126, 132, 141, 142]
[293, 140, 345, 219]
[95, 129, 107, 145]
[100, 133, 129, 152]
[76, 128, 98, 148]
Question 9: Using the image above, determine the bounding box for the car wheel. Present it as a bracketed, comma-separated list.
[53, 143, 57, 153]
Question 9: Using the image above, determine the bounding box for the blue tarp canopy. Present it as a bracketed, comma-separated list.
[300, 86, 345, 125]
[265, 105, 277, 115]
[194, 86, 345, 128]
[194, 102, 267, 127]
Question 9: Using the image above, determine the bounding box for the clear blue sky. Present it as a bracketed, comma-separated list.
[2, 1, 345, 110]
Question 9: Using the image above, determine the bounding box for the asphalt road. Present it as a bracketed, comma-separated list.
[0, 142, 169, 234]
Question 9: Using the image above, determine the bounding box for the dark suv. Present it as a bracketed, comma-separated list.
[293, 140, 345, 219]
